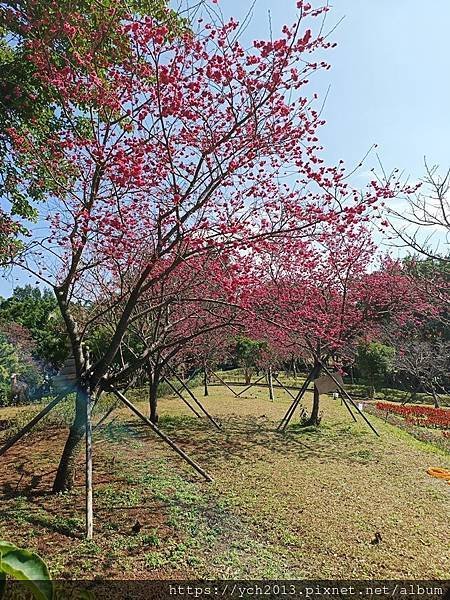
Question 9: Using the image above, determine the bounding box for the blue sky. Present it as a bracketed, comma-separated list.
[2, 0, 449, 296]
[220, 0, 450, 176]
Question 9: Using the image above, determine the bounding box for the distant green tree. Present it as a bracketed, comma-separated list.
[356, 341, 396, 398]
[0, 319, 49, 404]
[0, 332, 20, 403]
[0, 285, 68, 368]
[234, 336, 267, 384]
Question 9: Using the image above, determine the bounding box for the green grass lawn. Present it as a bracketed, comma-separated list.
[0, 384, 449, 579]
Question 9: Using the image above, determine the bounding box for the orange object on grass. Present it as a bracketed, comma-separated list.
[427, 467, 450, 484]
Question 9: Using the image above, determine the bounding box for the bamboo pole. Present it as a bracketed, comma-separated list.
[321, 366, 379, 437]
[166, 367, 222, 431]
[109, 387, 214, 482]
[279, 384, 309, 431]
[272, 373, 297, 400]
[93, 403, 118, 432]
[277, 369, 315, 432]
[340, 395, 358, 422]
[267, 367, 275, 402]
[208, 368, 240, 397]
[208, 380, 311, 392]
[85, 391, 93, 540]
[0, 392, 68, 457]
[163, 376, 203, 419]
[277, 381, 306, 431]
[235, 374, 266, 397]
[173, 368, 201, 395]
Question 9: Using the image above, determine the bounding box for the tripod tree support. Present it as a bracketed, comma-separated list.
[340, 394, 358, 423]
[163, 376, 203, 419]
[173, 368, 201, 395]
[208, 369, 240, 397]
[236, 373, 266, 397]
[109, 386, 214, 482]
[272, 373, 297, 400]
[314, 371, 357, 423]
[93, 402, 118, 432]
[0, 392, 69, 457]
[267, 367, 275, 402]
[321, 365, 380, 437]
[278, 368, 316, 432]
[165, 366, 222, 431]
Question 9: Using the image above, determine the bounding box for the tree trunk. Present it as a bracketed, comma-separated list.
[203, 365, 209, 397]
[53, 390, 86, 493]
[403, 380, 421, 405]
[85, 390, 93, 539]
[244, 368, 251, 385]
[430, 384, 440, 408]
[304, 385, 320, 426]
[267, 367, 274, 402]
[148, 365, 160, 424]
[303, 360, 321, 427]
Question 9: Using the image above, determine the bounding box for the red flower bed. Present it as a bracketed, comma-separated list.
[376, 401, 450, 430]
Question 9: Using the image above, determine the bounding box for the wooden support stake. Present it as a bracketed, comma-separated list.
[85, 391, 93, 540]
[273, 374, 297, 400]
[208, 369, 240, 397]
[109, 387, 214, 482]
[267, 367, 275, 402]
[278, 378, 310, 431]
[321, 365, 379, 437]
[235, 374, 266, 397]
[341, 396, 358, 423]
[173, 368, 201, 395]
[167, 367, 222, 431]
[277, 368, 316, 432]
[0, 392, 68, 457]
[93, 402, 118, 431]
[277, 383, 305, 431]
[163, 376, 203, 419]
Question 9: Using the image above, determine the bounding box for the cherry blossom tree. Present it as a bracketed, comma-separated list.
[112, 253, 240, 422]
[245, 230, 434, 425]
[1, 0, 180, 261]
[3, 0, 409, 490]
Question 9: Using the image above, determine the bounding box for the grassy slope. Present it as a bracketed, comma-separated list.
[0, 385, 448, 579]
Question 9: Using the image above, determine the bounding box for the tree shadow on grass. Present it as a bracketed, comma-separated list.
[118, 413, 378, 473]
[0, 507, 84, 539]
[0, 408, 380, 540]
[0, 487, 85, 539]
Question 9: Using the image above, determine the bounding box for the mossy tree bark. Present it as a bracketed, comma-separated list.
[52, 389, 87, 492]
